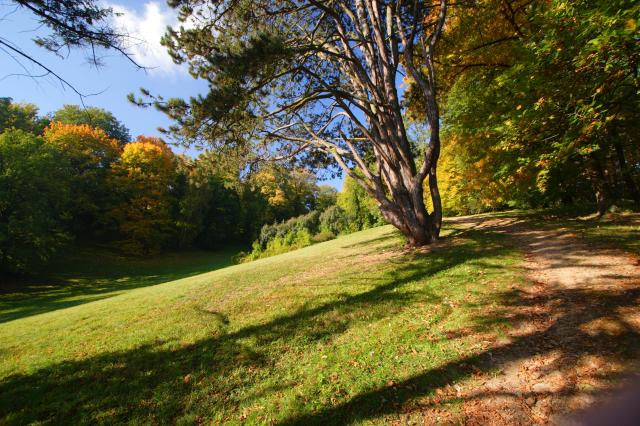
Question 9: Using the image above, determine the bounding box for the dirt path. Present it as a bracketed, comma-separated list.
[436, 216, 640, 425]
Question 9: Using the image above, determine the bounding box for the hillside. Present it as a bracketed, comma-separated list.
[1, 214, 639, 424]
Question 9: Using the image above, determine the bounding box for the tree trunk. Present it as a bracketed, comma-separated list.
[371, 134, 443, 246]
[591, 156, 611, 216]
[428, 127, 443, 239]
[378, 182, 435, 247]
[392, 207, 435, 246]
[613, 140, 640, 207]
[378, 111, 442, 246]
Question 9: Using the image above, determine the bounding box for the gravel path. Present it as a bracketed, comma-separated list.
[442, 215, 640, 425]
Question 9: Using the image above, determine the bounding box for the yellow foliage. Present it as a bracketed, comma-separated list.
[108, 135, 176, 256]
[119, 136, 175, 181]
[429, 133, 509, 215]
[44, 121, 120, 168]
[253, 170, 287, 207]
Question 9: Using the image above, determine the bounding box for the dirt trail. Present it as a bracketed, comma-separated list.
[437, 215, 640, 425]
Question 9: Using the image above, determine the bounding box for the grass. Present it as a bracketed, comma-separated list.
[0, 247, 238, 323]
[0, 224, 527, 425]
[527, 210, 640, 255]
[568, 214, 640, 255]
[472, 209, 640, 255]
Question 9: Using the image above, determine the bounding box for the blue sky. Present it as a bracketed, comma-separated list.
[0, 1, 343, 188]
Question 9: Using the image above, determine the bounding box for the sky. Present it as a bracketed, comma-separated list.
[0, 1, 344, 189]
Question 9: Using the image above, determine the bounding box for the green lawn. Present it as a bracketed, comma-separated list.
[0, 248, 238, 323]
[0, 224, 526, 424]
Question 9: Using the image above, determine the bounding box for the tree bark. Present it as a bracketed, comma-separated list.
[428, 125, 443, 239]
[613, 140, 640, 207]
[591, 156, 612, 216]
[378, 188, 434, 246]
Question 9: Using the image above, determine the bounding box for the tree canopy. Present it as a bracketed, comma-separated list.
[51, 105, 131, 145]
[408, 0, 640, 215]
[0, 130, 71, 273]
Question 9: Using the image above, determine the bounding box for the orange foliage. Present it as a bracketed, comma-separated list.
[43, 121, 120, 169]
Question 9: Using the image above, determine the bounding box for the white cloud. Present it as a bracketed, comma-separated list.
[108, 2, 184, 76]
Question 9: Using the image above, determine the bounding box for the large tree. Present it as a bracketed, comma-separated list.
[0, 130, 71, 273]
[137, 0, 449, 245]
[43, 122, 121, 236]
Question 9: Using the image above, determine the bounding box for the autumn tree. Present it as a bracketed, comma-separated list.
[51, 105, 131, 146]
[251, 166, 319, 221]
[412, 0, 640, 215]
[43, 122, 120, 236]
[136, 0, 450, 245]
[109, 136, 177, 255]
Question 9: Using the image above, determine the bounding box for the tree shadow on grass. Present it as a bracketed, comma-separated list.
[278, 219, 640, 425]
[336, 227, 400, 250]
[0, 249, 238, 323]
[5, 224, 635, 425]
[0, 232, 507, 424]
[279, 285, 640, 425]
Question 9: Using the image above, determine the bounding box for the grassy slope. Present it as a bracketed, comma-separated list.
[0, 248, 237, 323]
[0, 224, 526, 425]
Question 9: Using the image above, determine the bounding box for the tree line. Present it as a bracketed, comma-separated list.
[4, 0, 637, 265]
[0, 99, 381, 274]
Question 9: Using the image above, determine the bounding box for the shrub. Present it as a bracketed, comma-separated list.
[311, 231, 335, 243]
[319, 205, 348, 235]
[240, 228, 313, 262]
[258, 210, 320, 249]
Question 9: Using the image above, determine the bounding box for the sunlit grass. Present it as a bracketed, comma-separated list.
[575, 217, 640, 255]
[0, 248, 238, 323]
[0, 225, 526, 424]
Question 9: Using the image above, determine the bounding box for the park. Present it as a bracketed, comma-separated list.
[1, 1, 639, 424]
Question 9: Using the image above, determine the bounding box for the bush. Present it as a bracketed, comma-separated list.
[241, 228, 313, 262]
[311, 230, 335, 243]
[243, 189, 384, 263]
[319, 205, 348, 235]
[258, 210, 320, 249]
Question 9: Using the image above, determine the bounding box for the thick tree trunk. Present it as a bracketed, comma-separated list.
[381, 112, 442, 246]
[377, 176, 437, 247]
[380, 202, 434, 246]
